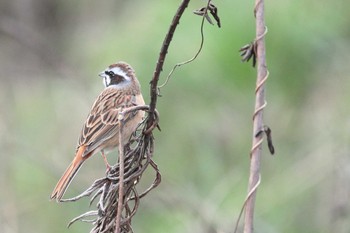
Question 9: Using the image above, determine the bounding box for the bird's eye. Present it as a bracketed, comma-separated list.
[104, 71, 114, 76]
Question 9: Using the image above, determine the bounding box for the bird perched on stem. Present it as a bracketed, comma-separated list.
[50, 62, 145, 201]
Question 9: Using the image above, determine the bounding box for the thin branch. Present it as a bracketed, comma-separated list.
[158, 0, 213, 90]
[116, 112, 126, 233]
[243, 0, 269, 232]
[147, 0, 190, 121]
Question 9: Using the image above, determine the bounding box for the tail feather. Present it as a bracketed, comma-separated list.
[50, 146, 88, 201]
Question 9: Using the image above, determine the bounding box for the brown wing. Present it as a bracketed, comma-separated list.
[77, 88, 138, 157]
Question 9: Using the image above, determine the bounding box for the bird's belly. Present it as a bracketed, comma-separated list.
[102, 109, 144, 154]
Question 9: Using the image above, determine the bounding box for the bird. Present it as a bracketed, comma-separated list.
[50, 62, 145, 201]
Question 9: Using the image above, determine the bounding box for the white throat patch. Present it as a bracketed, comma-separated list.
[103, 76, 111, 87]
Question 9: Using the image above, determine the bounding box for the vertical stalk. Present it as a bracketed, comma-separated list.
[243, 0, 267, 232]
[116, 115, 125, 233]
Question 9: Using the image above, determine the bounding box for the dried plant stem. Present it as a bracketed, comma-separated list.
[243, 0, 267, 232]
[158, 0, 212, 90]
[116, 113, 125, 233]
[113, 0, 191, 230]
[148, 0, 190, 119]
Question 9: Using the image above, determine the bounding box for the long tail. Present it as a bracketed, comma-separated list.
[50, 146, 88, 201]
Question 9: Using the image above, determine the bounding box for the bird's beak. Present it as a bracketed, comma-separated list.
[98, 72, 106, 78]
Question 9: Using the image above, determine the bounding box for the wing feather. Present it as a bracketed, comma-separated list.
[77, 88, 138, 156]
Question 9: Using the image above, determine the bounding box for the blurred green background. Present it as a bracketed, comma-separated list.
[1, 0, 350, 232]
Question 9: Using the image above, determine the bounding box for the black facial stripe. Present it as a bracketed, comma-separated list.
[103, 70, 127, 86]
[110, 74, 125, 85]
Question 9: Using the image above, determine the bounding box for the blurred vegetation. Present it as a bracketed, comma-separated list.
[1, 0, 350, 233]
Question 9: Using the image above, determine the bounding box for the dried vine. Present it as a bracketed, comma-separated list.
[64, 107, 160, 233]
[148, 0, 191, 118]
[158, 0, 220, 90]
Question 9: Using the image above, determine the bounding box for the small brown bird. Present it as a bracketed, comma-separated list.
[50, 62, 145, 201]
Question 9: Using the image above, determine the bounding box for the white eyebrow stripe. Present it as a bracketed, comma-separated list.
[109, 67, 130, 81]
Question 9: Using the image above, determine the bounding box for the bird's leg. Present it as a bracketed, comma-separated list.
[101, 150, 111, 172]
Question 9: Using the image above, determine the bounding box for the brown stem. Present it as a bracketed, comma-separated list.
[116, 116, 125, 233]
[114, 1, 191, 230]
[243, 0, 268, 232]
[147, 0, 190, 121]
